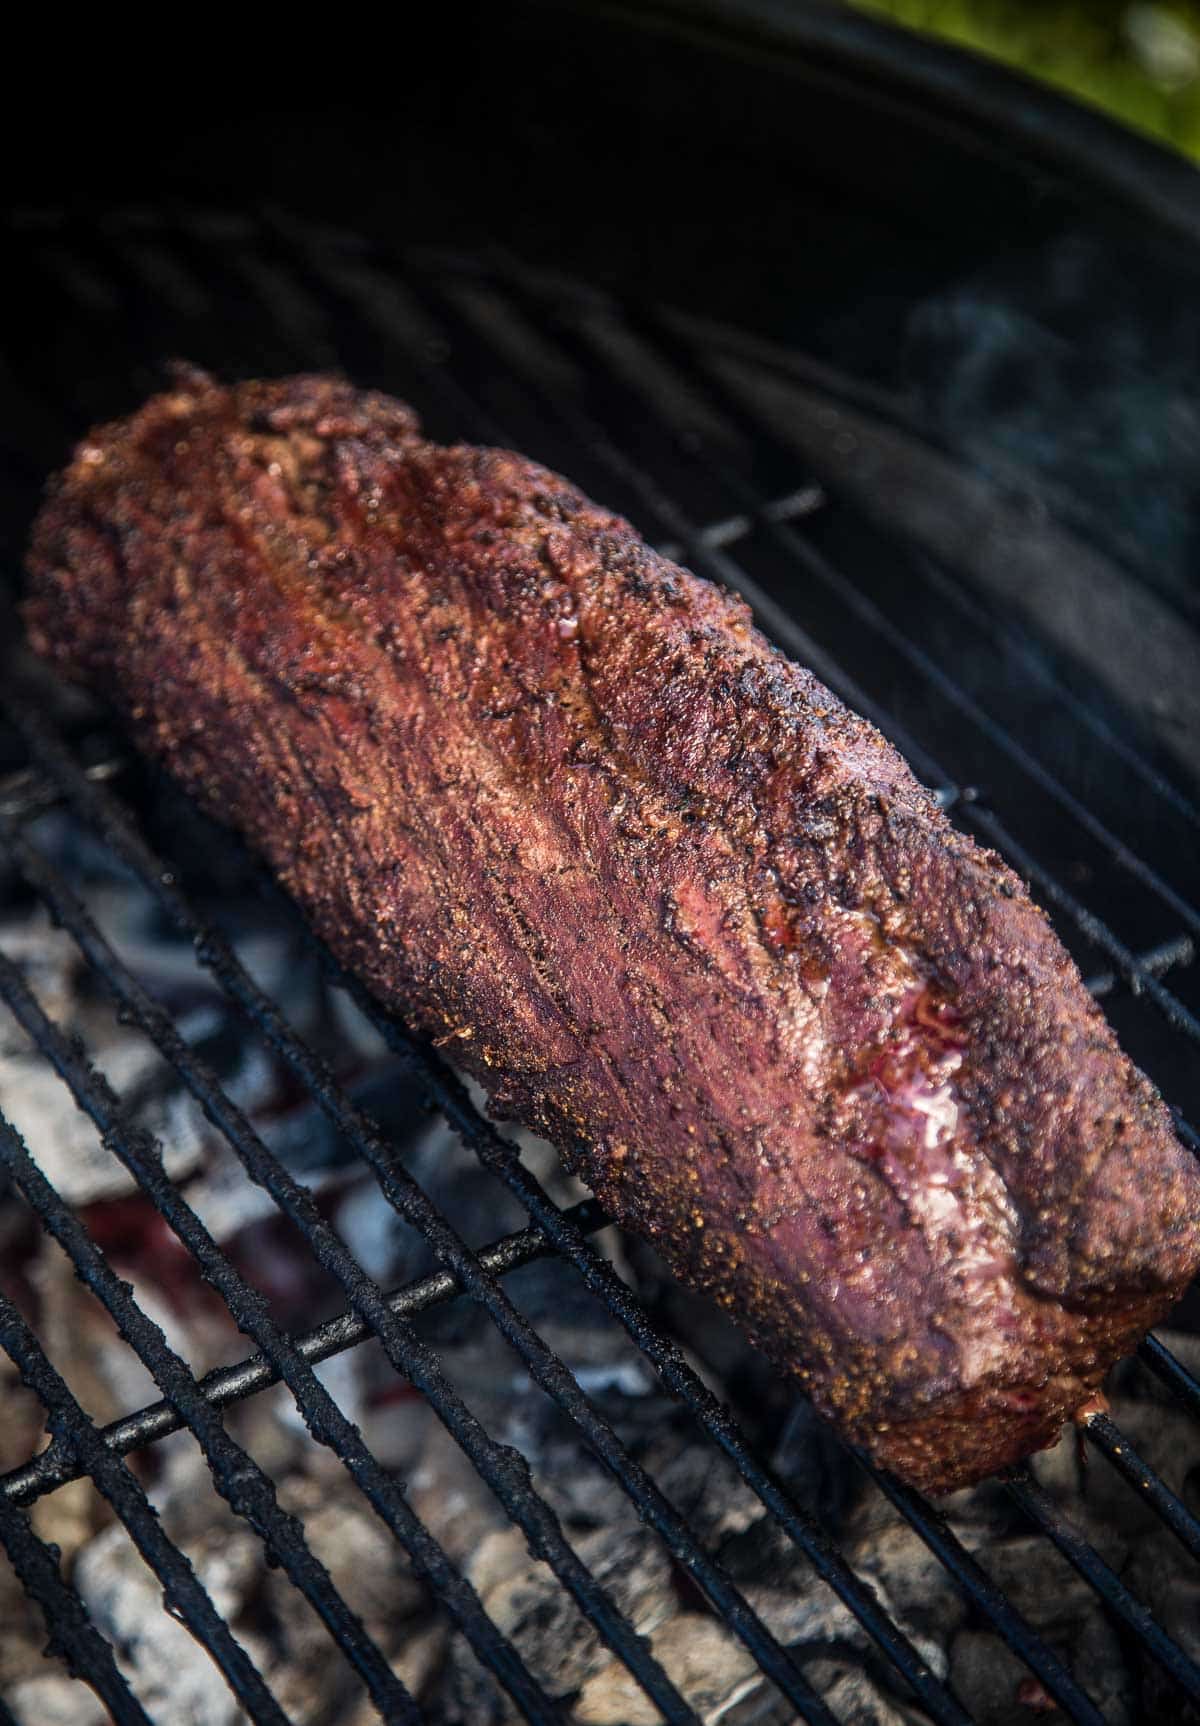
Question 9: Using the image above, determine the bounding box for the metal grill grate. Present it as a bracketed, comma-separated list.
[0, 209, 1198, 1726]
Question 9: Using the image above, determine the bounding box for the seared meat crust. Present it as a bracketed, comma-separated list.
[25, 371, 1200, 1491]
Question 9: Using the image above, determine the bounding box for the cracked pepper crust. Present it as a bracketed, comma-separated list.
[24, 371, 1200, 1492]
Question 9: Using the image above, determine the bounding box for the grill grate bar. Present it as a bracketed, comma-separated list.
[1083, 1412, 1200, 1562]
[0, 755, 124, 823]
[896, 541, 1200, 835]
[398, 261, 1200, 1043]
[0, 953, 427, 1726]
[0, 1198, 606, 1508]
[0, 1193, 293, 1726]
[962, 806, 1200, 1043]
[0, 1496, 154, 1726]
[4, 675, 973, 1724]
[0, 705, 839, 1726]
[1139, 1335, 1200, 1420]
[490, 269, 1200, 946]
[0, 856, 566, 1719]
[1004, 1469, 1200, 1705]
[1084, 934, 1195, 1002]
[0, 810, 687, 1726]
[862, 1463, 1106, 1726]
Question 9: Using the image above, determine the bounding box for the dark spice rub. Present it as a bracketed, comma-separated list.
[24, 371, 1200, 1493]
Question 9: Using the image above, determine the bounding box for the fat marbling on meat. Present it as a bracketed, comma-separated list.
[23, 370, 1200, 1492]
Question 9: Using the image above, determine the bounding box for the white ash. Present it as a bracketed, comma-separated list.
[74, 1523, 249, 1726]
[335, 1163, 412, 1284]
[435, 1401, 946, 1726]
[0, 907, 204, 1203]
[5, 1673, 110, 1726]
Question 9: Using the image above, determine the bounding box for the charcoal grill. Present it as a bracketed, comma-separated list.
[2, 4, 1200, 1722]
